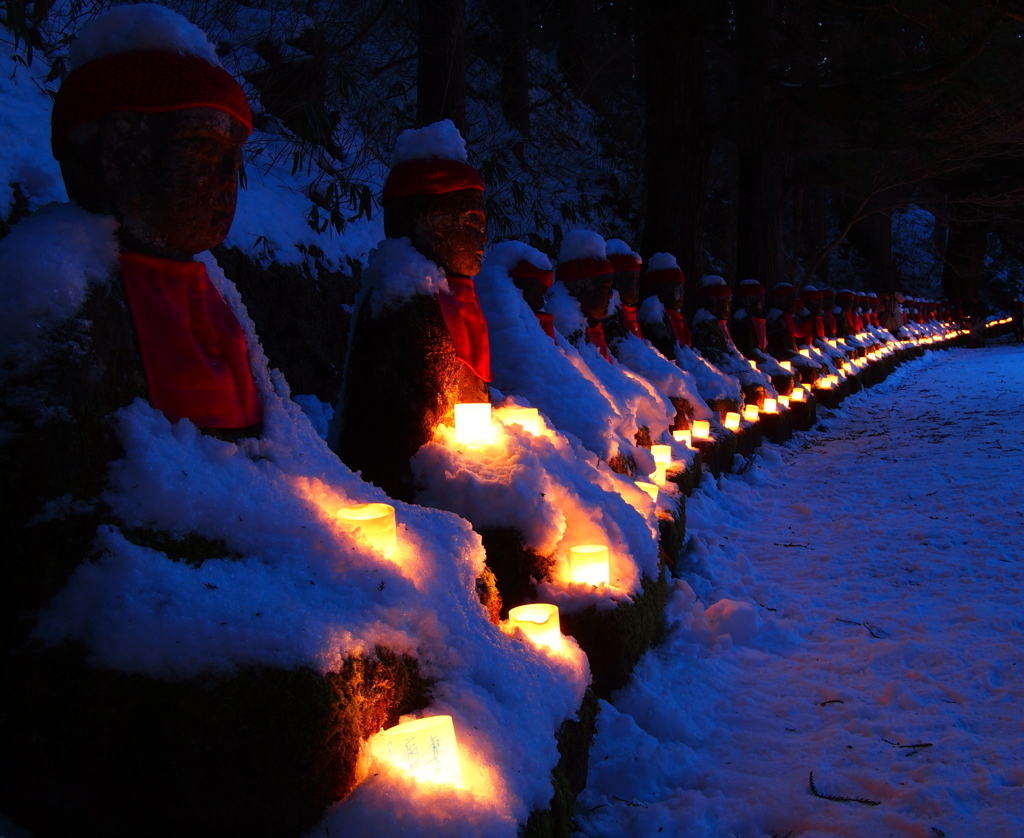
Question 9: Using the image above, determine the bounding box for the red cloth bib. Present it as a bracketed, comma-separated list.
[436, 274, 492, 382]
[666, 308, 691, 347]
[586, 322, 611, 361]
[621, 304, 642, 338]
[824, 310, 837, 337]
[752, 316, 768, 350]
[536, 310, 556, 340]
[719, 319, 736, 348]
[812, 315, 825, 339]
[119, 251, 262, 429]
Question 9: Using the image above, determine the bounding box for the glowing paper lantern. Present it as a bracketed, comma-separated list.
[777, 395, 790, 409]
[649, 465, 668, 487]
[370, 715, 465, 788]
[762, 398, 778, 414]
[569, 544, 610, 587]
[502, 407, 541, 436]
[691, 420, 711, 440]
[724, 412, 741, 431]
[454, 403, 495, 446]
[791, 388, 807, 402]
[635, 480, 660, 502]
[743, 404, 759, 423]
[335, 503, 397, 558]
[651, 444, 672, 466]
[798, 349, 811, 359]
[507, 603, 562, 653]
[780, 361, 794, 372]
[672, 429, 693, 447]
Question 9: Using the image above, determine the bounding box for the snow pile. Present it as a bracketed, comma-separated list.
[605, 238, 639, 260]
[68, 3, 221, 68]
[411, 403, 661, 608]
[485, 239, 552, 273]
[363, 236, 449, 315]
[577, 345, 1024, 837]
[674, 344, 743, 404]
[647, 252, 679, 272]
[392, 119, 469, 165]
[0, 203, 118, 374]
[610, 332, 712, 419]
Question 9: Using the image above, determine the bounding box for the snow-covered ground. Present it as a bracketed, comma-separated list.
[577, 342, 1024, 838]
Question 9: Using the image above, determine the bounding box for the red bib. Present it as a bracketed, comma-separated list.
[752, 316, 768, 351]
[536, 310, 556, 340]
[119, 251, 262, 429]
[436, 274, 492, 382]
[586, 322, 611, 361]
[621, 304, 642, 338]
[666, 308, 691, 347]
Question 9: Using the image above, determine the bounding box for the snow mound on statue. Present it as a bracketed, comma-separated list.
[69, 3, 222, 68]
[647, 252, 680, 271]
[392, 119, 470, 165]
[364, 236, 449, 315]
[558, 229, 607, 262]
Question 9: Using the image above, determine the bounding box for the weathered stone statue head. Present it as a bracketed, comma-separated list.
[382, 150, 487, 276]
[606, 241, 642, 307]
[836, 289, 857, 313]
[52, 45, 253, 261]
[640, 257, 685, 310]
[508, 259, 553, 312]
[801, 287, 823, 317]
[768, 283, 798, 314]
[735, 279, 766, 317]
[700, 278, 732, 320]
[555, 231, 615, 322]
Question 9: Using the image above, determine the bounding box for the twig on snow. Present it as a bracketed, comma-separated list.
[809, 772, 881, 806]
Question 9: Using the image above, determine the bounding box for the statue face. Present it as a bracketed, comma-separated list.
[412, 189, 487, 277]
[68, 108, 248, 259]
[569, 273, 614, 321]
[805, 297, 822, 315]
[512, 274, 547, 312]
[705, 294, 731, 320]
[656, 283, 684, 311]
[613, 269, 640, 306]
[739, 294, 765, 317]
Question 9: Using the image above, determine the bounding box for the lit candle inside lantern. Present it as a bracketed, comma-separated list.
[724, 412, 741, 431]
[791, 388, 807, 402]
[799, 349, 811, 359]
[501, 406, 541, 436]
[335, 503, 397, 558]
[636, 480, 660, 502]
[778, 395, 790, 409]
[569, 544, 610, 587]
[454, 402, 495, 446]
[780, 361, 793, 372]
[743, 404, 759, 423]
[507, 603, 562, 653]
[691, 420, 711, 440]
[762, 397, 778, 414]
[649, 465, 668, 487]
[651, 444, 672, 466]
[672, 429, 693, 447]
[370, 715, 465, 788]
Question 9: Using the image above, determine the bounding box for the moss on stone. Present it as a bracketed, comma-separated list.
[0, 641, 430, 838]
[561, 569, 668, 698]
[478, 526, 554, 618]
[658, 495, 687, 575]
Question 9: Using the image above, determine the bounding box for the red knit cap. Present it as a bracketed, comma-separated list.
[836, 290, 857, 304]
[609, 252, 642, 272]
[701, 283, 732, 298]
[556, 258, 613, 284]
[51, 51, 252, 158]
[383, 158, 484, 203]
[736, 279, 765, 296]
[509, 259, 554, 288]
[801, 287, 823, 302]
[642, 267, 685, 287]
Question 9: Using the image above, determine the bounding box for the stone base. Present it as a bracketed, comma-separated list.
[760, 410, 793, 445]
[560, 569, 669, 698]
[813, 384, 842, 410]
[0, 644, 429, 838]
[668, 452, 702, 496]
[735, 423, 761, 459]
[657, 494, 687, 574]
[790, 396, 817, 431]
[479, 526, 553, 618]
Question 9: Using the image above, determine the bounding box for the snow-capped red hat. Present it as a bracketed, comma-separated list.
[642, 252, 685, 287]
[736, 279, 765, 296]
[820, 287, 836, 300]
[769, 282, 797, 298]
[509, 259, 554, 288]
[605, 239, 642, 272]
[383, 120, 484, 203]
[836, 289, 857, 304]
[51, 4, 252, 157]
[800, 285, 823, 302]
[555, 230, 612, 283]
[700, 275, 732, 298]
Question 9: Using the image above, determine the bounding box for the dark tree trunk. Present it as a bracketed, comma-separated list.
[942, 206, 988, 307]
[640, 1, 709, 315]
[735, 0, 787, 288]
[417, 0, 467, 132]
[495, 0, 531, 135]
[848, 208, 897, 291]
[798, 186, 830, 286]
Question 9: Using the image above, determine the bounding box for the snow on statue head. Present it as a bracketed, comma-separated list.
[555, 230, 614, 321]
[606, 239, 641, 307]
[382, 120, 486, 277]
[700, 275, 732, 320]
[735, 279, 766, 317]
[51, 4, 252, 260]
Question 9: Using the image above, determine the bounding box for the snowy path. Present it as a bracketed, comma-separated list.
[577, 344, 1024, 838]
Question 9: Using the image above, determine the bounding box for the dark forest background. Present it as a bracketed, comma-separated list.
[7, 0, 1024, 315]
